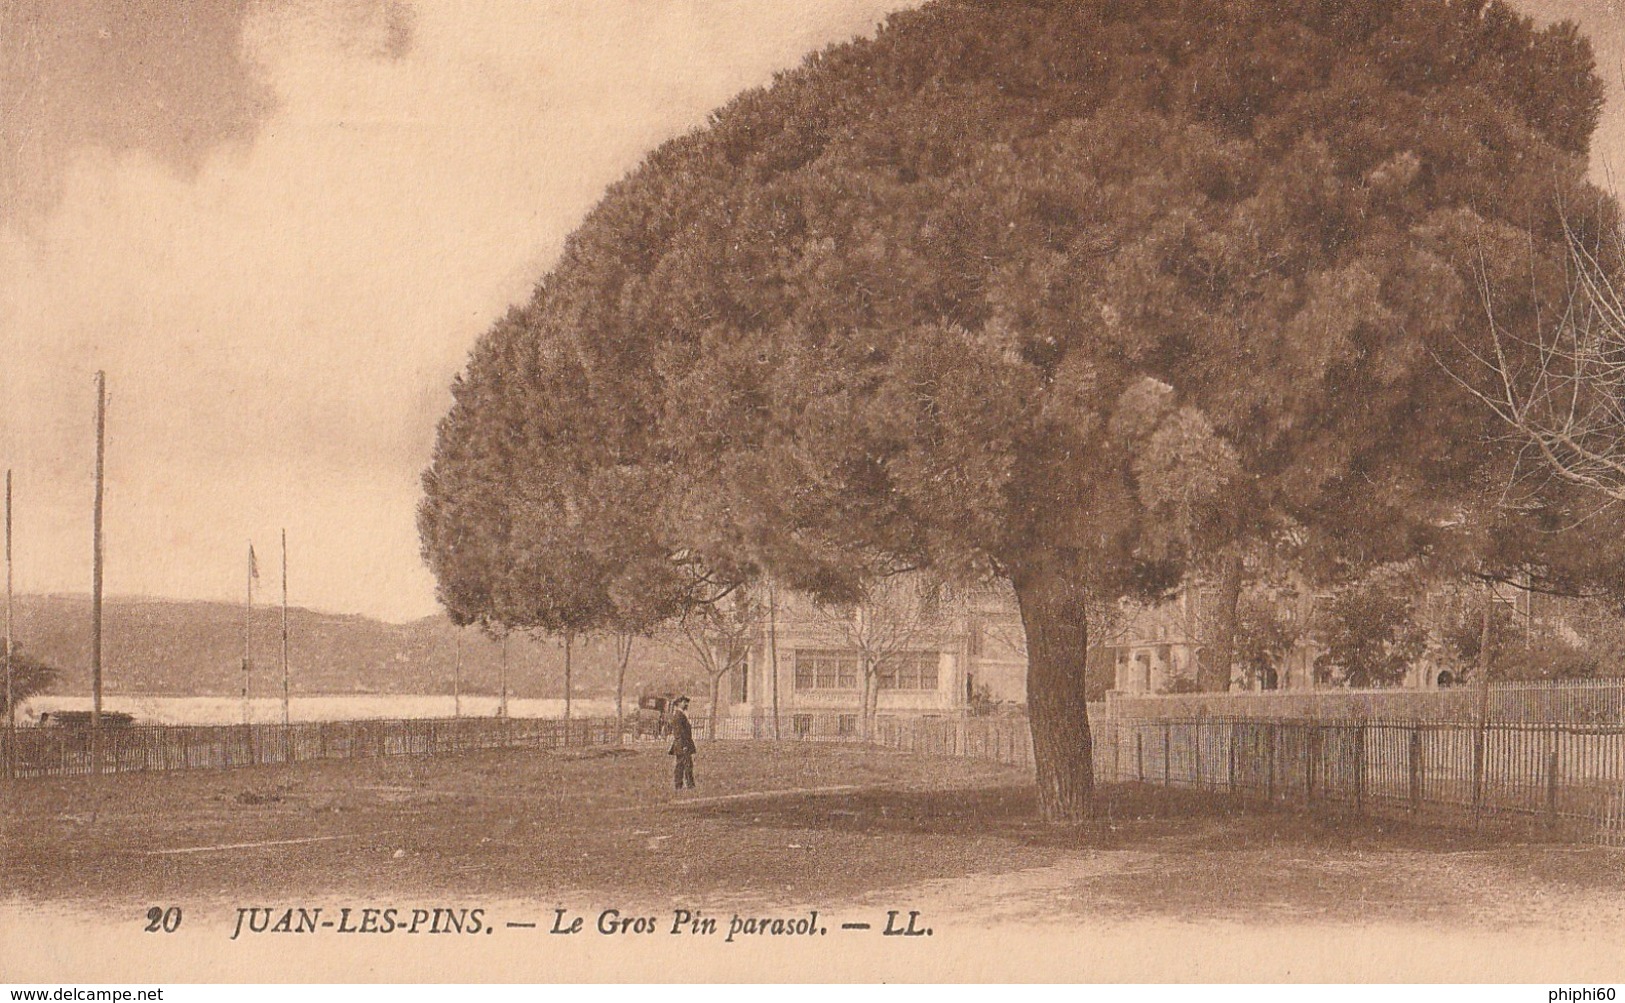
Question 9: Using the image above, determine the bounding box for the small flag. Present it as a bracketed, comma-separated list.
[249, 544, 260, 581]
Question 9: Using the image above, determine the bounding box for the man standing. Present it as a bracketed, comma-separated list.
[668, 696, 696, 790]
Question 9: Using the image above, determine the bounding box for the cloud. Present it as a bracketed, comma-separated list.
[0, 0, 911, 621]
[0, 0, 274, 230]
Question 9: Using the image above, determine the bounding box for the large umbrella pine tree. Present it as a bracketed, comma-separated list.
[421, 0, 1621, 820]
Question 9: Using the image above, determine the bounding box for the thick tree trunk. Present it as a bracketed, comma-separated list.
[1200, 550, 1245, 692]
[1012, 565, 1094, 821]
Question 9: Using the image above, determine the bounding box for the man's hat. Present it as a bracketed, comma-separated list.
[674, 696, 690, 706]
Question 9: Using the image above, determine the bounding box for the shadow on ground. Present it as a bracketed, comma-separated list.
[686, 781, 1502, 851]
[682, 780, 1625, 927]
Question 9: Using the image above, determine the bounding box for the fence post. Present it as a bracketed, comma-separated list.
[1111, 717, 1120, 783]
[1136, 730, 1144, 783]
[1472, 719, 1487, 828]
[1265, 725, 1275, 802]
[1408, 726, 1422, 813]
[1162, 722, 1171, 788]
[1354, 721, 1367, 815]
[1546, 743, 1560, 832]
[1305, 725, 1316, 806]
[1227, 722, 1237, 794]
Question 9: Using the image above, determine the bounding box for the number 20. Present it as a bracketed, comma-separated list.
[145, 906, 182, 933]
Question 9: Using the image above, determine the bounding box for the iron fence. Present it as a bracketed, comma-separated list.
[1, 715, 620, 779]
[871, 714, 1038, 768]
[687, 711, 1054, 747]
[713, 706, 1625, 844]
[1097, 715, 1625, 843]
[688, 711, 1036, 757]
[11, 699, 1625, 844]
[1108, 678, 1625, 725]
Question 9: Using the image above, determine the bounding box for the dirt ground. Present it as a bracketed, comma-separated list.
[4, 741, 1624, 981]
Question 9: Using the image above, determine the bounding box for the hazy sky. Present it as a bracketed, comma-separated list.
[1, 0, 1622, 622]
[0, 0, 915, 620]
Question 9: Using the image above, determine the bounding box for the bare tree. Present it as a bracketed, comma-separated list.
[980, 586, 1127, 656]
[979, 616, 1029, 662]
[1452, 220, 1625, 503]
[667, 591, 762, 739]
[809, 576, 952, 739]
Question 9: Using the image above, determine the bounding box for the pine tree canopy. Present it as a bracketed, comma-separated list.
[424, 0, 1617, 619]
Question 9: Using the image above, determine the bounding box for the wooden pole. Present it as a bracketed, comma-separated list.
[1473, 595, 1493, 825]
[767, 580, 781, 740]
[280, 529, 290, 727]
[1266, 725, 1275, 801]
[499, 634, 509, 718]
[453, 631, 462, 718]
[1306, 726, 1317, 805]
[5, 469, 13, 780]
[1227, 721, 1237, 794]
[243, 544, 254, 725]
[1545, 742, 1560, 831]
[91, 372, 106, 735]
[1408, 726, 1423, 813]
[1354, 721, 1367, 814]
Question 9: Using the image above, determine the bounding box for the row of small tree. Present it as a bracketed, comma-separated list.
[1186, 574, 1625, 691]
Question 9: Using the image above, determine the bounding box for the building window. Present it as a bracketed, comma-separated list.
[837, 714, 857, 736]
[792, 714, 812, 737]
[793, 650, 860, 691]
[876, 651, 940, 691]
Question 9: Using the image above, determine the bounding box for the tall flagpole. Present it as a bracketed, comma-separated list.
[91, 372, 106, 737]
[280, 529, 289, 727]
[5, 469, 14, 779]
[242, 542, 254, 725]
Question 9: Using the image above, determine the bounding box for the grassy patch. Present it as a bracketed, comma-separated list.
[4, 740, 1623, 929]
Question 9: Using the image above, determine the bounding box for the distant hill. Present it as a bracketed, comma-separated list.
[8, 595, 702, 700]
